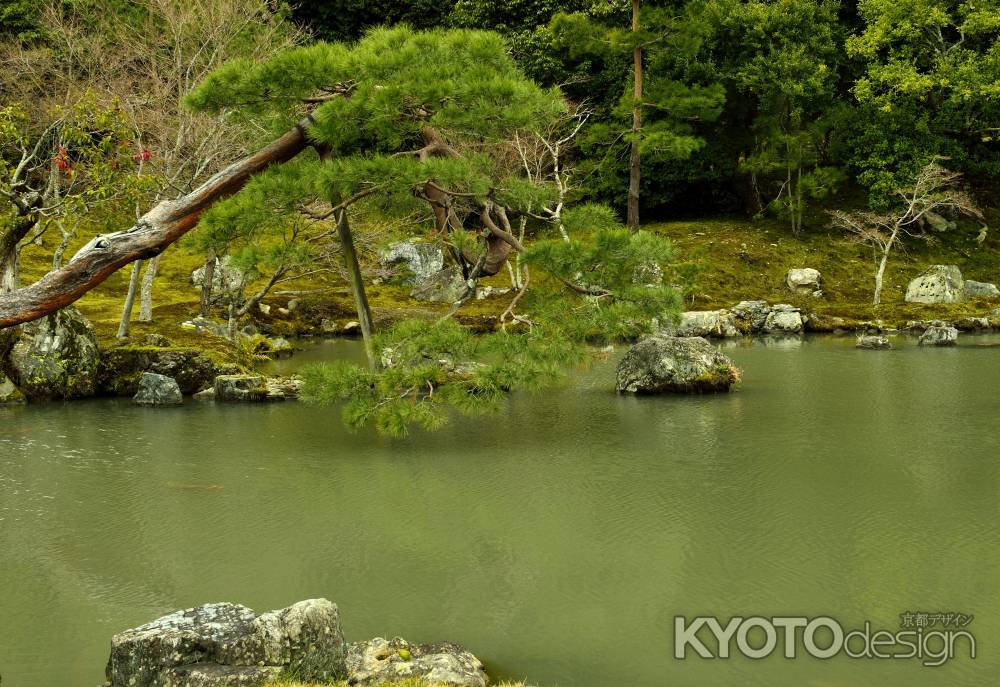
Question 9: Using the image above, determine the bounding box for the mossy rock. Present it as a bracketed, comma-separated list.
[4, 306, 100, 400]
[97, 345, 219, 396]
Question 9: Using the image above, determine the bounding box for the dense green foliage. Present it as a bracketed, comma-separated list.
[290, 0, 999, 218]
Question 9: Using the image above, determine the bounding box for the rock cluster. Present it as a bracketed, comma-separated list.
[105, 599, 488, 687]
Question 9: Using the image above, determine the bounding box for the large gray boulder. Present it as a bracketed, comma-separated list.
[346, 637, 487, 687]
[905, 265, 965, 303]
[133, 372, 183, 406]
[410, 266, 469, 304]
[963, 280, 1000, 299]
[919, 325, 958, 346]
[4, 306, 99, 400]
[786, 268, 821, 293]
[616, 334, 740, 394]
[671, 310, 740, 338]
[380, 239, 444, 284]
[762, 304, 804, 333]
[105, 599, 346, 687]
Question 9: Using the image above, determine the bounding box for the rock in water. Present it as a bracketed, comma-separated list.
[671, 310, 740, 338]
[98, 346, 218, 396]
[133, 372, 183, 406]
[346, 637, 487, 687]
[919, 325, 959, 346]
[410, 266, 469, 304]
[214, 375, 267, 402]
[762, 304, 804, 333]
[105, 599, 346, 687]
[786, 268, 821, 292]
[5, 306, 99, 400]
[732, 300, 771, 333]
[616, 335, 740, 394]
[380, 239, 444, 284]
[905, 265, 965, 304]
[856, 335, 892, 350]
[0, 373, 25, 404]
[963, 280, 1000, 299]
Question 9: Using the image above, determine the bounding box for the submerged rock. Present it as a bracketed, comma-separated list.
[105, 599, 346, 687]
[671, 310, 740, 338]
[410, 266, 469, 304]
[132, 372, 183, 406]
[616, 335, 740, 394]
[786, 267, 821, 292]
[346, 637, 487, 687]
[905, 265, 964, 304]
[856, 335, 892, 350]
[380, 239, 444, 284]
[963, 280, 1000, 299]
[919, 325, 959, 346]
[5, 306, 99, 400]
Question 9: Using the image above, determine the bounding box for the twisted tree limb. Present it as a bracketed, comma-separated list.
[0, 118, 314, 328]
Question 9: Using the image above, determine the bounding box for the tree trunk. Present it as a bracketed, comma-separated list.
[335, 207, 378, 371]
[199, 248, 217, 317]
[117, 259, 143, 339]
[627, 0, 642, 233]
[138, 253, 162, 321]
[873, 228, 899, 305]
[0, 117, 313, 328]
[0, 215, 38, 295]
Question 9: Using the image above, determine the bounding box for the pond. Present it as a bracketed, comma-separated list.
[1, 334, 998, 686]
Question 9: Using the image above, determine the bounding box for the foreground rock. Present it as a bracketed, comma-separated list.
[616, 335, 740, 394]
[105, 599, 346, 687]
[133, 372, 183, 406]
[671, 309, 739, 338]
[4, 306, 99, 400]
[856, 335, 892, 350]
[786, 268, 821, 293]
[347, 637, 488, 687]
[380, 239, 444, 284]
[905, 264, 964, 304]
[919, 325, 959, 346]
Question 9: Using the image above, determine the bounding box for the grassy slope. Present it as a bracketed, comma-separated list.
[17, 209, 1000, 352]
[648, 211, 1000, 326]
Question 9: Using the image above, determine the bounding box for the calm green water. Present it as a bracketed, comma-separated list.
[2, 335, 999, 687]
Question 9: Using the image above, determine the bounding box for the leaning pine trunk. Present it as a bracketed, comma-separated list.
[0, 118, 313, 329]
[335, 207, 378, 371]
